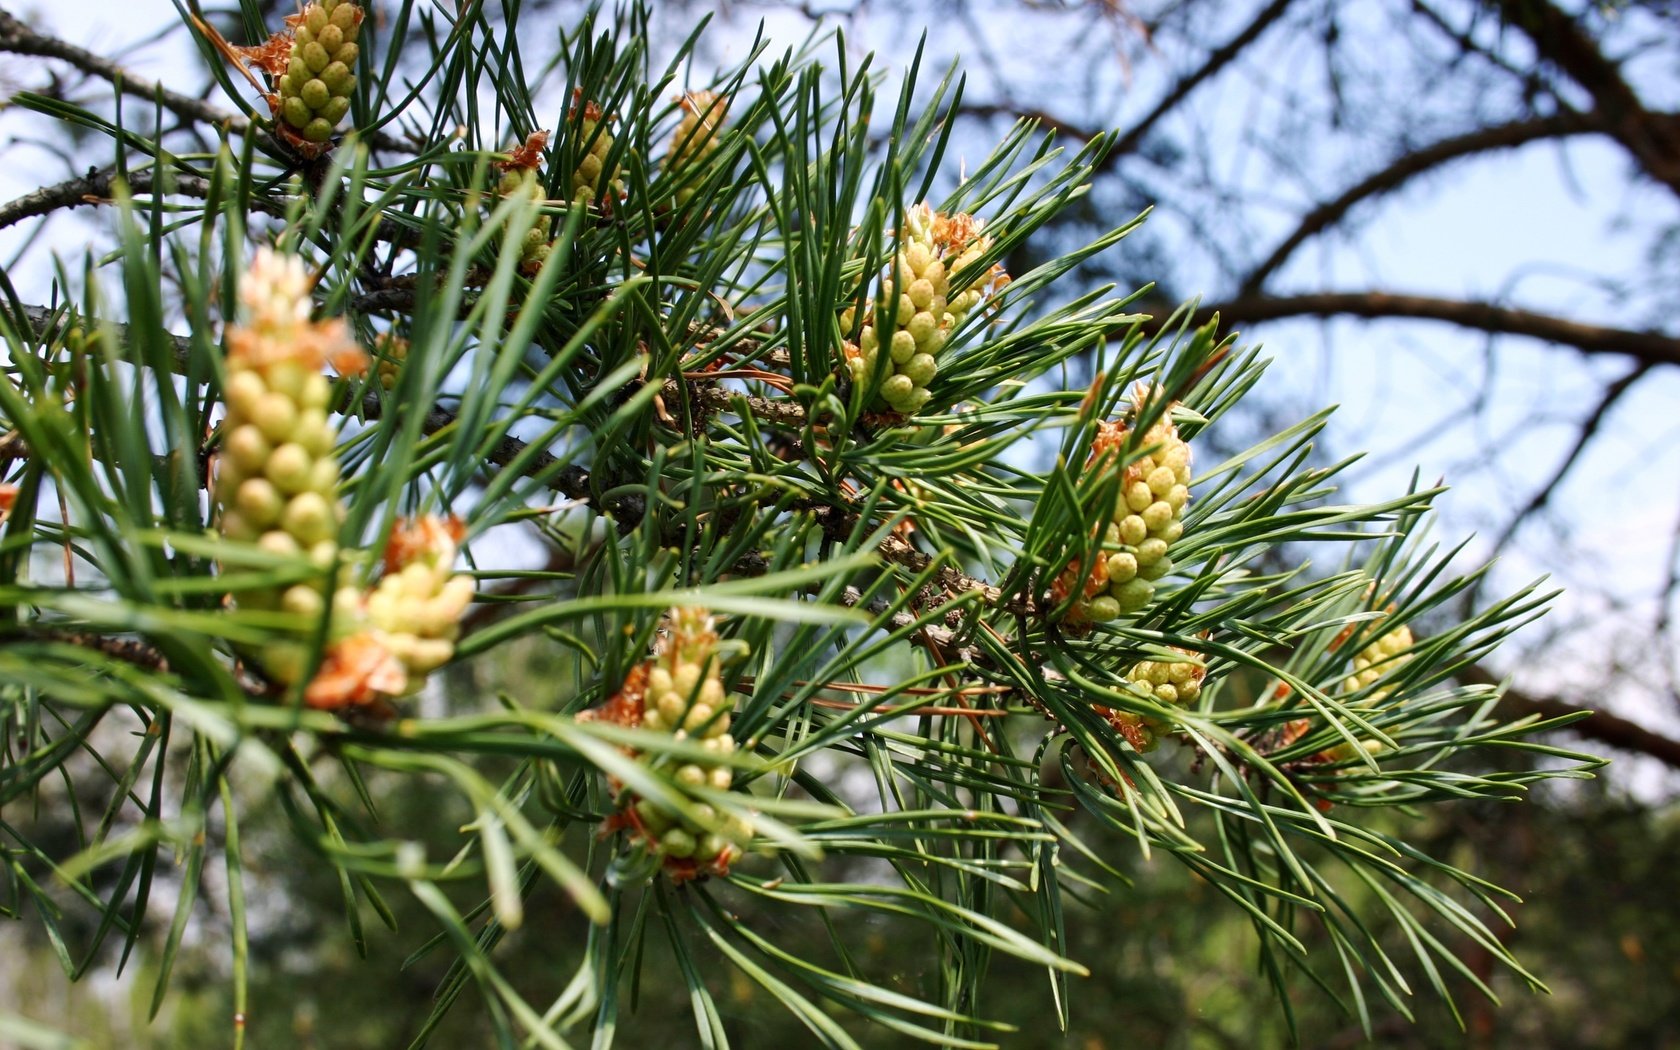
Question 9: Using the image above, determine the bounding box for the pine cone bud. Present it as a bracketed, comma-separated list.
[494, 132, 555, 272]
[1343, 617, 1414, 700]
[621, 607, 754, 882]
[499, 169, 553, 270]
[665, 92, 728, 206]
[569, 96, 623, 206]
[1052, 401, 1192, 624]
[1096, 648, 1206, 752]
[844, 203, 1007, 414]
[216, 248, 372, 699]
[363, 515, 473, 679]
[276, 0, 362, 146]
[1288, 608, 1418, 768]
[373, 331, 408, 390]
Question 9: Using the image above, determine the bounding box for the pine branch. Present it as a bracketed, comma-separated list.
[1238, 113, 1601, 295]
[0, 6, 412, 155]
[0, 6, 1617, 1036]
[0, 166, 272, 231]
[0, 7, 254, 131]
[1167, 292, 1680, 368]
[674, 381, 811, 430]
[1104, 0, 1297, 167]
[350, 277, 484, 314]
[1488, 0, 1680, 196]
[0, 627, 270, 694]
[0, 166, 418, 250]
[1459, 663, 1680, 770]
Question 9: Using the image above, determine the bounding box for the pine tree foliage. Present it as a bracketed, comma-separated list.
[0, 2, 1602, 1046]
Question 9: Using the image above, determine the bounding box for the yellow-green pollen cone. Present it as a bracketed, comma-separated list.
[1343, 618, 1414, 699]
[298, 514, 474, 712]
[1097, 648, 1207, 753]
[215, 251, 473, 713]
[373, 331, 408, 390]
[1051, 403, 1193, 623]
[570, 96, 623, 205]
[1314, 615, 1416, 761]
[364, 516, 476, 680]
[214, 248, 365, 694]
[276, 0, 362, 146]
[626, 607, 755, 882]
[664, 91, 727, 207]
[494, 131, 557, 272]
[498, 169, 553, 270]
[1275, 612, 1417, 767]
[842, 203, 1007, 415]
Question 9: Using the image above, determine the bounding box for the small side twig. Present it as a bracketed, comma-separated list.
[0, 166, 274, 231]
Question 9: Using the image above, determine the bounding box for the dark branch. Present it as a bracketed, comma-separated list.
[4, 627, 270, 695]
[1239, 113, 1600, 295]
[0, 6, 412, 155]
[679, 381, 811, 430]
[955, 103, 1097, 143]
[1104, 0, 1296, 167]
[1460, 663, 1680, 770]
[1484, 363, 1649, 556]
[1489, 0, 1680, 196]
[1415, 0, 1548, 91]
[1172, 292, 1680, 368]
[0, 7, 258, 136]
[0, 166, 277, 231]
[4, 167, 422, 253]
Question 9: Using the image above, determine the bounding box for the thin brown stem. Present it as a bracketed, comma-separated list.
[0, 5, 413, 155]
[1459, 662, 1680, 770]
[0, 166, 272, 231]
[1104, 0, 1296, 167]
[1165, 291, 1680, 369]
[1238, 113, 1600, 296]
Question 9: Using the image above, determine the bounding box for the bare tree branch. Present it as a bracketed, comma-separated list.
[1104, 0, 1297, 167]
[1239, 113, 1601, 295]
[0, 166, 275, 230]
[0, 7, 258, 134]
[955, 103, 1096, 143]
[1, 164, 426, 253]
[1489, 0, 1680, 196]
[1170, 292, 1680, 368]
[1483, 362, 1650, 557]
[1460, 662, 1680, 770]
[0, 6, 412, 155]
[1414, 0, 1549, 91]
